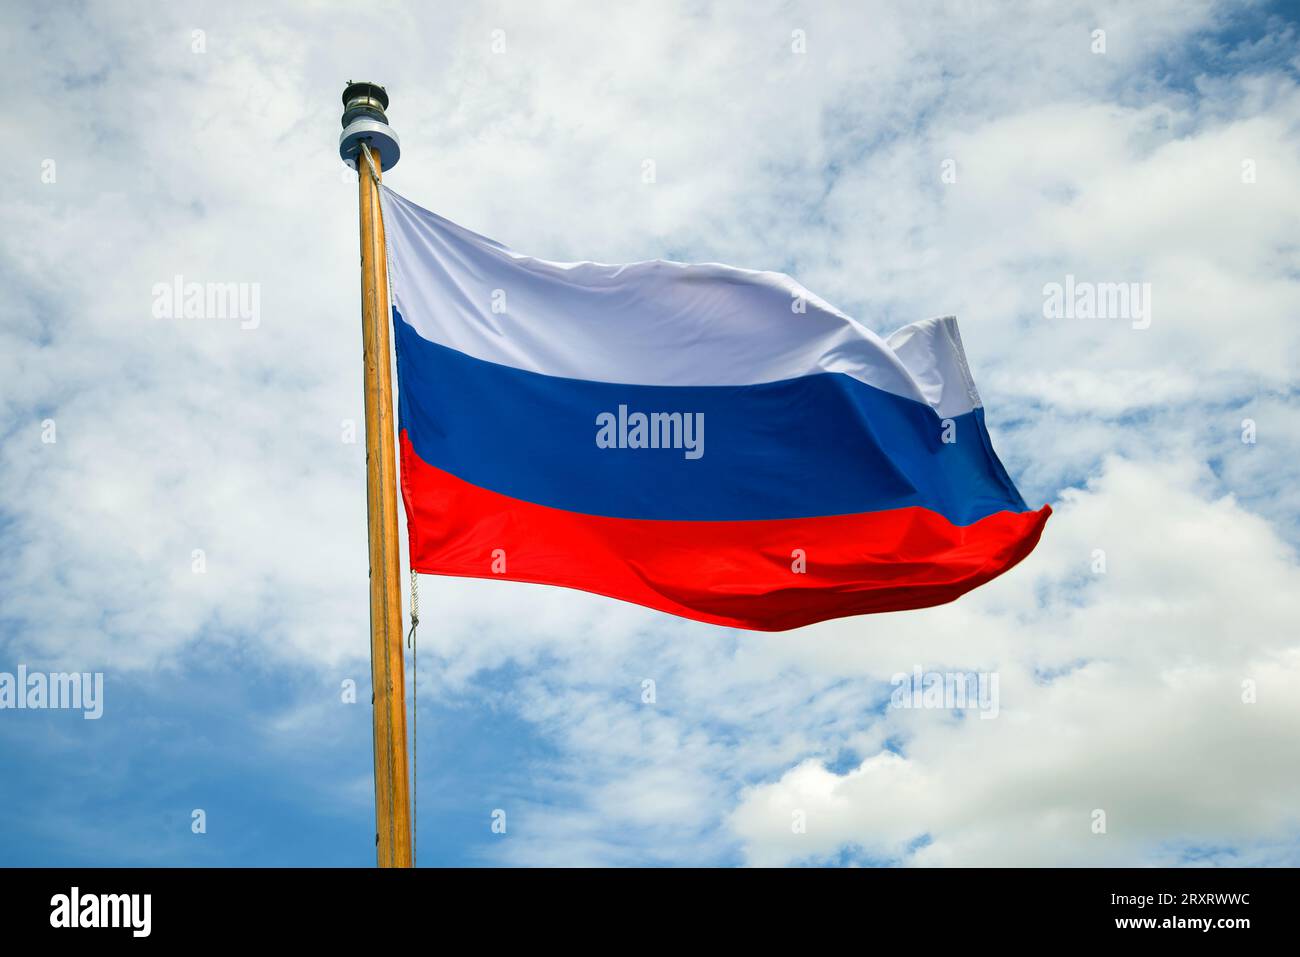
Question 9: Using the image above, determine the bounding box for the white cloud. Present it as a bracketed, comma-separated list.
[729, 456, 1300, 866]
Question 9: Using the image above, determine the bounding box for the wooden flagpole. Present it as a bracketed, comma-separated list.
[340, 81, 412, 868]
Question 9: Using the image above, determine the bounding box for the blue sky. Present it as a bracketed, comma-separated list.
[1, 0, 1299, 867]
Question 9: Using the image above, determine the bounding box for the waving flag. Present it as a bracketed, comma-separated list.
[381, 187, 1049, 630]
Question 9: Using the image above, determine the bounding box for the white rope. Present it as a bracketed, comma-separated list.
[359, 140, 381, 184]
[409, 568, 420, 629]
[407, 568, 419, 866]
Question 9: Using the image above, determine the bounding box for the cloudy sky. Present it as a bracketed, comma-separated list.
[1, 0, 1298, 866]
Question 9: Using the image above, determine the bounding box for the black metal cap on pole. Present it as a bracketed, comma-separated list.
[342, 80, 390, 118]
[339, 79, 401, 171]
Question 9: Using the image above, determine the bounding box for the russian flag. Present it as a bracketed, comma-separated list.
[382, 187, 1049, 631]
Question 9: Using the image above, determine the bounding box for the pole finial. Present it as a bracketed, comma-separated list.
[340, 80, 400, 172]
